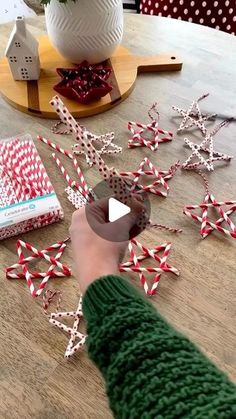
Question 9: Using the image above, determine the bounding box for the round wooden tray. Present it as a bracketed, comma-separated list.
[0, 36, 182, 118]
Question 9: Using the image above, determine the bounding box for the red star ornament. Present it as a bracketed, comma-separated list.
[120, 157, 179, 197]
[120, 239, 179, 296]
[6, 240, 71, 297]
[184, 193, 236, 239]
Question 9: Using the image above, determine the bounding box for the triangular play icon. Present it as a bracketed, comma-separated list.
[108, 197, 130, 222]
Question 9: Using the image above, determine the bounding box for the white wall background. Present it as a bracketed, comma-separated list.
[0, 0, 36, 24]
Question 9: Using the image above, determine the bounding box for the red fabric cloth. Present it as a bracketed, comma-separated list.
[140, 0, 236, 35]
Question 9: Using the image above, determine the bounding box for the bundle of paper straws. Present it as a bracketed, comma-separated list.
[0, 134, 63, 240]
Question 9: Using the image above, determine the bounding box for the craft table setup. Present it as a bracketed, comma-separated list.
[0, 12, 236, 419]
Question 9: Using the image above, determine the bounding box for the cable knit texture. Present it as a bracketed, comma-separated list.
[83, 275, 236, 419]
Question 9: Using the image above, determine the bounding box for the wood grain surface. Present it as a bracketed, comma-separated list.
[0, 37, 182, 118]
[0, 14, 236, 419]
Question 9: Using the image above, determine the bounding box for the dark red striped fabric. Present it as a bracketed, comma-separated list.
[140, 0, 236, 35]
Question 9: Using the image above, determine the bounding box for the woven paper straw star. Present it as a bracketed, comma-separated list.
[120, 158, 180, 197]
[120, 238, 179, 296]
[183, 170, 236, 239]
[182, 140, 233, 171]
[51, 110, 122, 167]
[172, 93, 216, 135]
[128, 103, 173, 152]
[52, 105, 122, 166]
[182, 120, 233, 171]
[50, 96, 131, 204]
[184, 194, 236, 239]
[6, 239, 71, 297]
[49, 295, 87, 358]
[73, 130, 122, 167]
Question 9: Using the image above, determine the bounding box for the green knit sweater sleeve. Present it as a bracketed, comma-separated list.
[83, 275, 236, 419]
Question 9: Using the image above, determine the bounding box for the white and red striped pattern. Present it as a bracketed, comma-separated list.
[120, 157, 179, 197]
[128, 119, 173, 152]
[69, 155, 92, 202]
[184, 193, 236, 239]
[6, 240, 69, 276]
[43, 289, 62, 315]
[37, 135, 73, 159]
[120, 238, 179, 296]
[148, 222, 183, 234]
[52, 153, 76, 189]
[49, 295, 87, 359]
[37, 135, 93, 204]
[6, 239, 71, 297]
[0, 135, 63, 240]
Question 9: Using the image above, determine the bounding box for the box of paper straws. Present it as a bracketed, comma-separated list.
[0, 134, 63, 240]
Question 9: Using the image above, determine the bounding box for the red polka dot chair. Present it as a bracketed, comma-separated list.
[140, 0, 236, 35]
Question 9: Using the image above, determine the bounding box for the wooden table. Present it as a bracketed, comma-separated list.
[0, 14, 235, 419]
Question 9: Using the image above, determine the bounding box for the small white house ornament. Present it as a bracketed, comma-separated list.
[5, 16, 40, 81]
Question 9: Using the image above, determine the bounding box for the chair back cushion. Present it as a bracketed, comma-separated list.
[140, 0, 236, 34]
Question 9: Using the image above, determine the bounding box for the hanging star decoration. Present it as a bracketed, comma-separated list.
[72, 129, 122, 167]
[44, 293, 87, 358]
[50, 95, 131, 205]
[120, 157, 180, 197]
[182, 119, 233, 171]
[183, 171, 236, 239]
[172, 93, 216, 134]
[54, 61, 113, 104]
[51, 121, 121, 168]
[119, 238, 179, 296]
[128, 103, 173, 151]
[6, 239, 71, 297]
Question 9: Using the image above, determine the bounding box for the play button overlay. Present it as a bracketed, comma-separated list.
[108, 198, 131, 222]
[85, 177, 151, 242]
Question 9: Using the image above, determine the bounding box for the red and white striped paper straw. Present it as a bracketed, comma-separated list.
[120, 239, 179, 296]
[37, 135, 73, 159]
[184, 193, 236, 239]
[52, 153, 76, 189]
[6, 240, 68, 274]
[22, 242, 68, 297]
[37, 135, 92, 202]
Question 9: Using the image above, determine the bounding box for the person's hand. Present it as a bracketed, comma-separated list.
[69, 196, 145, 293]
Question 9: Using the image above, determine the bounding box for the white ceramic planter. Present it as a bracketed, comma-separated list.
[45, 0, 123, 64]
